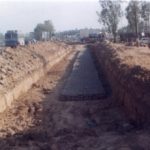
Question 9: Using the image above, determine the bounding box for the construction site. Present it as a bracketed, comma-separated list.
[0, 0, 150, 149]
[0, 40, 148, 149]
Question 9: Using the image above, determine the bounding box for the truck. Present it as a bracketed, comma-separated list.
[5, 30, 25, 47]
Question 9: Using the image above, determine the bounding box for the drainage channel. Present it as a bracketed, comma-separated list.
[60, 48, 106, 101]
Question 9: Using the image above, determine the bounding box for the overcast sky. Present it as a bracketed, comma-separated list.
[0, 0, 128, 34]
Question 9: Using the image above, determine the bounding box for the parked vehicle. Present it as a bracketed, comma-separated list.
[139, 37, 150, 45]
[5, 30, 25, 47]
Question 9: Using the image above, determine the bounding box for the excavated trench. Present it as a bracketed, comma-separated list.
[0, 44, 150, 149]
[60, 48, 106, 101]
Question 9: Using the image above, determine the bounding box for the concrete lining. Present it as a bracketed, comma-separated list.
[60, 48, 106, 101]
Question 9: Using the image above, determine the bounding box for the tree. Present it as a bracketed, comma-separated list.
[126, 0, 141, 38]
[141, 2, 150, 21]
[34, 20, 55, 41]
[97, 0, 122, 42]
[44, 20, 55, 37]
[34, 23, 44, 41]
[141, 1, 150, 33]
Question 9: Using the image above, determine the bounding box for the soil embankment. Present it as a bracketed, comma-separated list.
[0, 41, 74, 112]
[90, 43, 150, 124]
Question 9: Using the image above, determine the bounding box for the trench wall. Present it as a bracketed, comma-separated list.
[0, 42, 73, 112]
[89, 43, 150, 124]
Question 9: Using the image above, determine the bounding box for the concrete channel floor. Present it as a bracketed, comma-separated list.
[60, 48, 106, 100]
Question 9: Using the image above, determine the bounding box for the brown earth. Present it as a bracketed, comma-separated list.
[90, 43, 150, 124]
[0, 44, 149, 149]
[0, 41, 76, 113]
[110, 43, 150, 70]
[0, 41, 74, 92]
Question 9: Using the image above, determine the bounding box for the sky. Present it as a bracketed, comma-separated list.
[0, 0, 128, 34]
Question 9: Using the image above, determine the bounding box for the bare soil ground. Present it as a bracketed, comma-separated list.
[0, 42, 73, 92]
[110, 43, 150, 70]
[0, 45, 150, 150]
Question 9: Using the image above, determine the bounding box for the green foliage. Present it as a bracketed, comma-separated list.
[126, 0, 141, 37]
[141, 2, 150, 21]
[97, 0, 122, 42]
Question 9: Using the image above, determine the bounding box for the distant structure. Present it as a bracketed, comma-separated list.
[54, 28, 101, 43]
[80, 29, 89, 38]
[0, 33, 5, 46]
[42, 32, 50, 41]
[34, 20, 54, 41]
[5, 30, 25, 47]
[79, 28, 101, 38]
[29, 32, 35, 40]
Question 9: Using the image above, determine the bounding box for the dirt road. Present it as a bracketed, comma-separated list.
[0, 45, 149, 150]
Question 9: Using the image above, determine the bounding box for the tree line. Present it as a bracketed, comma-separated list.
[97, 0, 150, 42]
